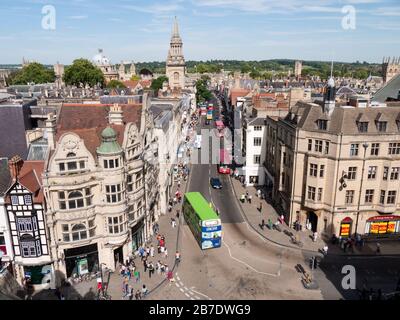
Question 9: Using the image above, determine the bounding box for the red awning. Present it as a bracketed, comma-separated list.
[367, 215, 400, 222]
[341, 217, 353, 223]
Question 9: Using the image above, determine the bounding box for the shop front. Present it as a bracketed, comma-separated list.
[339, 217, 353, 238]
[365, 215, 400, 237]
[64, 243, 99, 278]
[23, 263, 53, 288]
[131, 219, 145, 252]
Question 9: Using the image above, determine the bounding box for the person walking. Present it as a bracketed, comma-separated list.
[248, 195, 252, 204]
[313, 231, 318, 242]
[175, 251, 181, 265]
[148, 262, 154, 278]
[323, 245, 328, 255]
[134, 270, 140, 282]
[135, 290, 141, 300]
[164, 248, 168, 259]
[176, 210, 180, 220]
[143, 259, 148, 273]
[376, 242, 381, 254]
[150, 245, 154, 258]
[259, 202, 262, 212]
[142, 284, 149, 297]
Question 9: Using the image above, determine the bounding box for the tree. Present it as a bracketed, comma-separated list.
[130, 75, 141, 81]
[11, 62, 55, 85]
[63, 58, 104, 87]
[196, 79, 212, 102]
[150, 76, 168, 93]
[107, 80, 127, 89]
[250, 69, 261, 79]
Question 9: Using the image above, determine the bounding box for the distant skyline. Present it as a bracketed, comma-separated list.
[0, 0, 399, 64]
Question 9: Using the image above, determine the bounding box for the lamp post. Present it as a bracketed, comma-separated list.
[355, 143, 369, 235]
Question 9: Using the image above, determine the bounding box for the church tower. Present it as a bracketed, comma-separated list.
[324, 61, 336, 116]
[382, 57, 400, 84]
[166, 17, 186, 90]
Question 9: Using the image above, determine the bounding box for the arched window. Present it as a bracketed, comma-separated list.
[68, 191, 84, 209]
[174, 72, 179, 81]
[71, 224, 87, 241]
[67, 152, 76, 158]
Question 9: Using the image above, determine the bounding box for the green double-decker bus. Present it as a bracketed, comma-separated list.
[183, 192, 222, 250]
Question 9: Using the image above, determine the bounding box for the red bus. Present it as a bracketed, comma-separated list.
[218, 149, 231, 174]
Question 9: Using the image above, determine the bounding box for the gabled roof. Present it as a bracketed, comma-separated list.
[0, 158, 11, 195]
[56, 103, 142, 158]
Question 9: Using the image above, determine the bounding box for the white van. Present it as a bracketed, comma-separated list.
[195, 135, 202, 149]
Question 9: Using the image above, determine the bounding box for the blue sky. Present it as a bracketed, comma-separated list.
[0, 0, 399, 64]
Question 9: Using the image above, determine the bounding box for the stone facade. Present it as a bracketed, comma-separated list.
[42, 96, 159, 283]
[166, 18, 186, 90]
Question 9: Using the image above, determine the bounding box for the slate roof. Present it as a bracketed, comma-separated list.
[0, 158, 11, 196]
[287, 102, 400, 135]
[373, 74, 400, 103]
[0, 102, 32, 160]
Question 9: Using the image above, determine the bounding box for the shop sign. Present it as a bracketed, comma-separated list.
[367, 215, 400, 222]
[340, 223, 351, 237]
[77, 258, 89, 275]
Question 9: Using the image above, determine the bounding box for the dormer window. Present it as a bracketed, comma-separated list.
[376, 121, 387, 132]
[357, 122, 368, 133]
[103, 158, 120, 169]
[317, 120, 327, 130]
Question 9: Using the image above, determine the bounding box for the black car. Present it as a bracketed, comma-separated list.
[210, 177, 222, 189]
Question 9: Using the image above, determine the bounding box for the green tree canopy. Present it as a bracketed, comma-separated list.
[11, 63, 55, 85]
[63, 59, 104, 87]
[130, 75, 141, 81]
[196, 79, 212, 102]
[150, 76, 169, 93]
[106, 80, 127, 89]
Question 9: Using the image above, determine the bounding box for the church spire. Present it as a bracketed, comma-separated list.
[172, 16, 180, 38]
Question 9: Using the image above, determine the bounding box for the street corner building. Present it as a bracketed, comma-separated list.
[41, 95, 161, 285]
[263, 76, 400, 240]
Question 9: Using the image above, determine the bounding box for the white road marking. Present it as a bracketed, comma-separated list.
[223, 240, 278, 277]
[184, 293, 191, 298]
[190, 297, 195, 300]
[179, 281, 184, 286]
[189, 287, 213, 300]
[175, 283, 180, 288]
[194, 296, 201, 300]
[179, 288, 185, 293]
[176, 276, 181, 281]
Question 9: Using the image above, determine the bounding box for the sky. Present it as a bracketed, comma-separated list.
[0, 0, 399, 64]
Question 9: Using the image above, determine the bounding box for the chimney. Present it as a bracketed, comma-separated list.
[45, 112, 57, 150]
[9, 155, 24, 181]
[108, 103, 124, 125]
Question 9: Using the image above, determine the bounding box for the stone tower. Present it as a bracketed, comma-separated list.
[294, 60, 302, 78]
[166, 17, 186, 90]
[382, 57, 400, 84]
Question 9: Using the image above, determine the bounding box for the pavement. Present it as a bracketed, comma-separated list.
[230, 176, 400, 257]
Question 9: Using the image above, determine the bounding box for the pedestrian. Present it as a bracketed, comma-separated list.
[259, 202, 262, 212]
[160, 264, 165, 275]
[167, 270, 174, 283]
[376, 242, 381, 254]
[178, 180, 181, 188]
[142, 284, 149, 297]
[156, 261, 161, 275]
[248, 195, 252, 204]
[164, 248, 168, 259]
[148, 262, 154, 278]
[323, 245, 328, 255]
[176, 210, 180, 220]
[257, 189, 261, 198]
[160, 245, 165, 255]
[146, 246, 150, 256]
[313, 231, 318, 242]
[143, 259, 148, 273]
[172, 218, 176, 228]
[157, 245, 161, 254]
[175, 251, 181, 265]
[128, 286, 134, 300]
[150, 245, 154, 257]
[134, 270, 140, 282]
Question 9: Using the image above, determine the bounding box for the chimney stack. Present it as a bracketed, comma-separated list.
[108, 103, 124, 125]
[9, 155, 23, 181]
[45, 112, 57, 150]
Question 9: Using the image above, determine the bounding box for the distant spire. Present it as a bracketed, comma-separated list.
[172, 16, 180, 38]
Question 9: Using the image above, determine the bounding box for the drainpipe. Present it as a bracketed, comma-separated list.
[331, 133, 343, 236]
[289, 126, 299, 229]
[355, 143, 369, 235]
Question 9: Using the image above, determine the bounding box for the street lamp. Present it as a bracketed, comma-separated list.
[355, 143, 369, 235]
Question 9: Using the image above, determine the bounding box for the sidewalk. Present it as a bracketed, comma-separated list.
[230, 177, 400, 257]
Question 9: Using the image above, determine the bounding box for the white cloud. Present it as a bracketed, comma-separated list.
[373, 6, 400, 16]
[68, 15, 88, 19]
